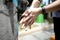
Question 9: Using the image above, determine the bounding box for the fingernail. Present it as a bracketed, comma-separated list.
[20, 18, 24, 24]
[21, 24, 25, 28]
[20, 20, 22, 24]
[22, 14, 28, 16]
[25, 14, 28, 16]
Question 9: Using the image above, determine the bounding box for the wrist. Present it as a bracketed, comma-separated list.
[38, 7, 46, 14]
[38, 8, 42, 14]
[41, 7, 46, 14]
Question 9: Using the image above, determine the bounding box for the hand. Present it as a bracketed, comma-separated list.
[20, 8, 41, 26]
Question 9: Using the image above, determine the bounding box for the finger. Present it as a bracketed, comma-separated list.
[21, 24, 25, 29]
[23, 15, 32, 23]
[20, 16, 32, 28]
[26, 18, 32, 29]
[27, 18, 32, 25]
[22, 11, 28, 16]
[24, 12, 34, 25]
[20, 11, 33, 26]
[20, 15, 31, 26]
[24, 22, 28, 27]
[20, 23, 28, 29]
[22, 16, 31, 27]
[19, 17, 26, 24]
[22, 10, 31, 17]
[26, 17, 34, 29]
[28, 18, 34, 26]
[27, 19, 34, 29]
[28, 13, 35, 24]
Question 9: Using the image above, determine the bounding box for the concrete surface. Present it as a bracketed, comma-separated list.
[18, 23, 54, 40]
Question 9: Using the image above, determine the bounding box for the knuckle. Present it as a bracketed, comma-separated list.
[30, 14, 34, 17]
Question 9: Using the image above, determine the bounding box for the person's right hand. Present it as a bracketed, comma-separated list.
[20, 8, 42, 26]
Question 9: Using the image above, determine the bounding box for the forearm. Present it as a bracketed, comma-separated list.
[30, 0, 41, 8]
[43, 0, 60, 13]
[37, 0, 60, 14]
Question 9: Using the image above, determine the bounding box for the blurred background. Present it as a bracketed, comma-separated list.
[0, 0, 54, 40]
